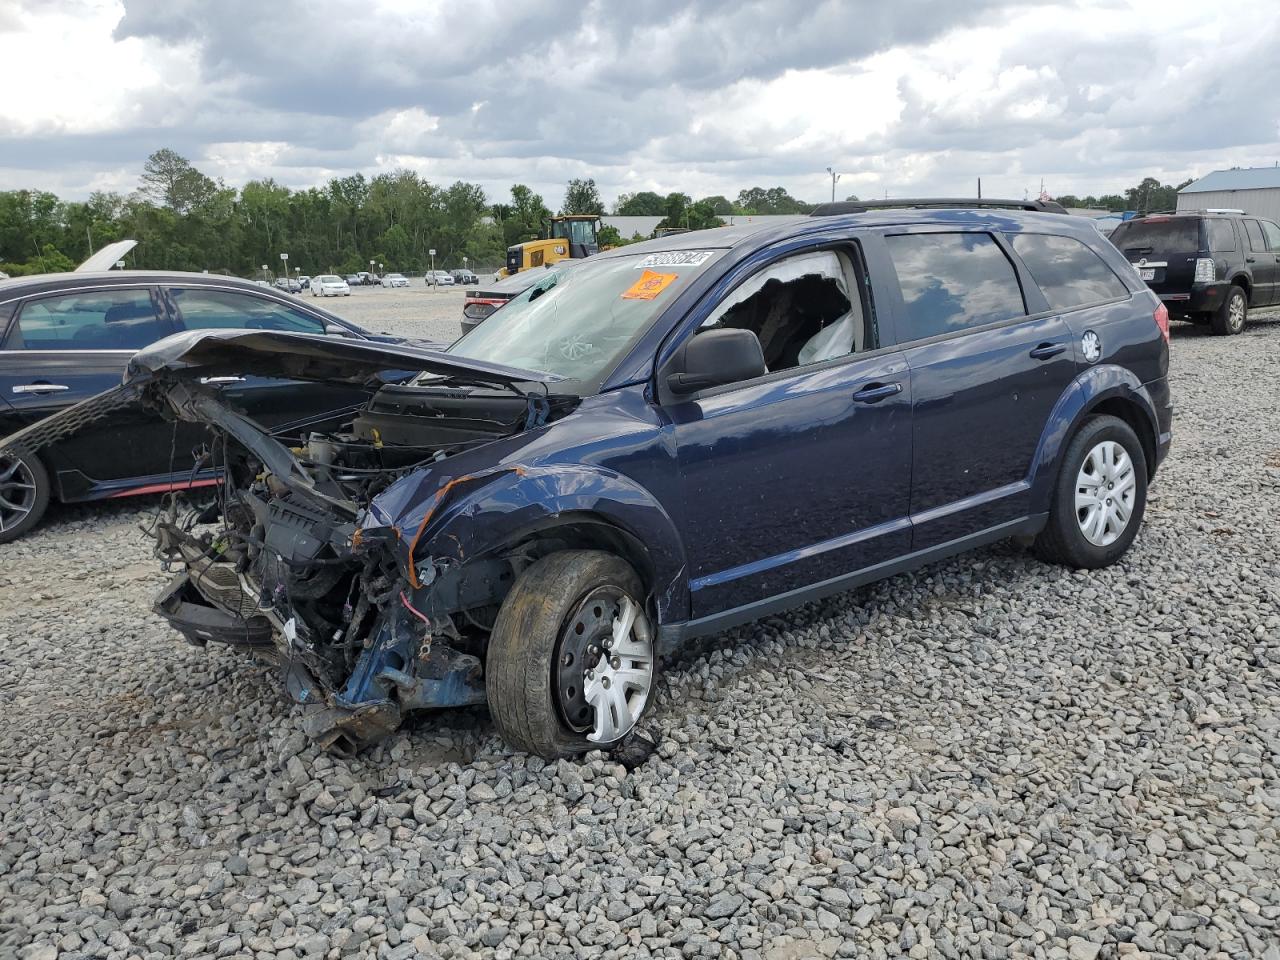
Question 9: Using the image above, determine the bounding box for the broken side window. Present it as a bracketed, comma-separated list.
[700, 249, 867, 373]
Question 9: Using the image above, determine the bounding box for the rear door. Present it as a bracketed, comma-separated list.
[0, 284, 187, 492]
[1255, 220, 1280, 306]
[164, 285, 376, 436]
[880, 229, 1079, 549]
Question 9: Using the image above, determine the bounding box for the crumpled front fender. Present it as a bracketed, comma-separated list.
[367, 462, 690, 625]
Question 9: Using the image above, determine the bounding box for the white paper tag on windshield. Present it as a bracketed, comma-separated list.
[635, 251, 714, 268]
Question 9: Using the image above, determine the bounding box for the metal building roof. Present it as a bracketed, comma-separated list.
[1180, 167, 1280, 194]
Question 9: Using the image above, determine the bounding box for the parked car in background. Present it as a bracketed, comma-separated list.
[426, 270, 454, 286]
[12, 201, 1171, 756]
[311, 274, 351, 297]
[1110, 210, 1280, 335]
[298, 275, 311, 290]
[451, 269, 478, 285]
[274, 277, 302, 294]
[0, 271, 8, 280]
[344, 274, 362, 285]
[381, 273, 410, 288]
[0, 271, 396, 541]
[356, 272, 378, 286]
[460, 261, 578, 334]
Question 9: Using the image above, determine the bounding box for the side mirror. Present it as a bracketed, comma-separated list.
[662, 328, 766, 397]
[324, 323, 353, 337]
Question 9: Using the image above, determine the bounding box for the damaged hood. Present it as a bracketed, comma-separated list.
[125, 329, 563, 389]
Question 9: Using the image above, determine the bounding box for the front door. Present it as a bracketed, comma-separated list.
[880, 229, 1079, 549]
[667, 245, 913, 619]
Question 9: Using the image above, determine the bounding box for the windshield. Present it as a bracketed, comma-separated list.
[317, 275, 341, 283]
[447, 249, 722, 385]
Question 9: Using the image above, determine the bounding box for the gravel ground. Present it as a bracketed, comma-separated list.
[302, 285, 468, 344]
[3, 312, 1280, 960]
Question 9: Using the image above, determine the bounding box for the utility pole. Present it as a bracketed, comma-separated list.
[977, 177, 982, 199]
[825, 167, 841, 203]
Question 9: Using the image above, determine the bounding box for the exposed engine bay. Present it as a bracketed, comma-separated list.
[98, 330, 580, 754]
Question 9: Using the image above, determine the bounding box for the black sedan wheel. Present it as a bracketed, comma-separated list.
[0, 452, 51, 543]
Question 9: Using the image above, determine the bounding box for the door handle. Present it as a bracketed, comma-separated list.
[199, 376, 246, 385]
[12, 383, 70, 394]
[1029, 342, 1066, 360]
[851, 382, 902, 404]
[1246, 257, 1256, 263]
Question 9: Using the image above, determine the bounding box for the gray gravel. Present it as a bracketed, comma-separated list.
[4, 312, 1280, 960]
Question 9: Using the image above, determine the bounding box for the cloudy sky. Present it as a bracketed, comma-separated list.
[1, 0, 1278, 207]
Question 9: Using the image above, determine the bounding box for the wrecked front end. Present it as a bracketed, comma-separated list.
[124, 331, 569, 755]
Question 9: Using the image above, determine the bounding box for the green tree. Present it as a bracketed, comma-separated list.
[561, 178, 605, 216]
[505, 184, 551, 247]
[736, 186, 811, 214]
[139, 148, 221, 215]
[614, 190, 666, 216]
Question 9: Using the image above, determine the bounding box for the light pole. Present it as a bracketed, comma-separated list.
[261, 264, 268, 282]
[280, 251, 288, 285]
[825, 167, 841, 203]
[369, 259, 375, 283]
[429, 248, 436, 285]
[462, 255, 468, 276]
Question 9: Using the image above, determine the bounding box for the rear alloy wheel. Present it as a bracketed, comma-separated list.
[1211, 285, 1247, 335]
[1034, 415, 1147, 569]
[0, 451, 51, 544]
[486, 551, 656, 758]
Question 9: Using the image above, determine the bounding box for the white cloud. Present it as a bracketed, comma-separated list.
[0, 0, 1277, 206]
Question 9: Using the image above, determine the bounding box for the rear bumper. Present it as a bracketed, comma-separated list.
[1159, 284, 1227, 315]
[1147, 376, 1173, 471]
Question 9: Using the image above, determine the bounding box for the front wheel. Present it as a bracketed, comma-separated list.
[1211, 285, 1247, 335]
[1034, 415, 1148, 569]
[0, 451, 52, 544]
[486, 551, 656, 758]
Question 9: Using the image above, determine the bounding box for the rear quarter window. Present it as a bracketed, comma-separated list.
[1207, 219, 1237, 252]
[1010, 233, 1129, 310]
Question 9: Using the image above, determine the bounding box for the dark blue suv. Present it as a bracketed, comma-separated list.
[0, 201, 1172, 758]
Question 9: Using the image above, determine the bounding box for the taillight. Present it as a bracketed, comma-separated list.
[1193, 258, 1215, 283]
[1154, 302, 1170, 343]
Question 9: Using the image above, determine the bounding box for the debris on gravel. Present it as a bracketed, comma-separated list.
[2, 314, 1280, 959]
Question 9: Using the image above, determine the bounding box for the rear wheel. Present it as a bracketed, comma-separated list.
[1210, 285, 1247, 335]
[0, 451, 51, 544]
[486, 551, 656, 758]
[1034, 415, 1147, 569]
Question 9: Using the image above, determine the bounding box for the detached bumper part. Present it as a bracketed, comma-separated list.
[154, 575, 274, 648]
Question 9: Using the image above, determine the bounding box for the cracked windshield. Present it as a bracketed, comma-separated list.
[448, 250, 723, 384]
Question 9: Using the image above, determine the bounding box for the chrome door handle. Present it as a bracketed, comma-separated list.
[199, 376, 246, 385]
[12, 383, 69, 394]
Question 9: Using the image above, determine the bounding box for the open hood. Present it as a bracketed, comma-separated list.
[125, 329, 562, 389]
[76, 239, 138, 273]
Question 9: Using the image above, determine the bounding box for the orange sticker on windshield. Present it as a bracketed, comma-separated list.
[621, 270, 678, 300]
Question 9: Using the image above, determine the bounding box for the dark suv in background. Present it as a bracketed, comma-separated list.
[1110, 211, 1280, 335]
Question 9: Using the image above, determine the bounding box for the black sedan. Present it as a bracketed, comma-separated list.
[0, 271, 392, 541]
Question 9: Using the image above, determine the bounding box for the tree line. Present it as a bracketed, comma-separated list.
[0, 150, 816, 278]
[0, 149, 1196, 277]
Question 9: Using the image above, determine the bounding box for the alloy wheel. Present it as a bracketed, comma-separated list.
[1074, 440, 1136, 546]
[555, 587, 654, 743]
[0, 456, 38, 534]
[1228, 293, 1246, 332]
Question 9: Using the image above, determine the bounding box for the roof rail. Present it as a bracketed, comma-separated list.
[810, 197, 1069, 217]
